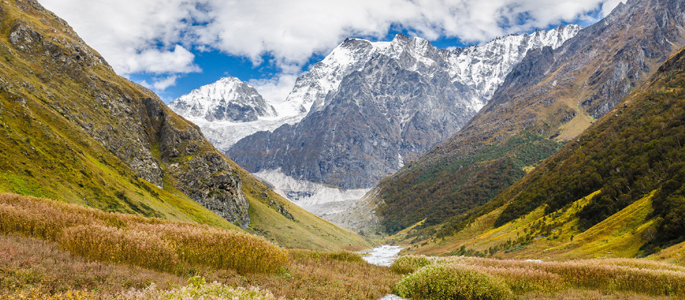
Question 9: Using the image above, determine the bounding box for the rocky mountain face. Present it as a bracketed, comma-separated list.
[169, 77, 276, 123]
[414, 39, 685, 258]
[366, 0, 685, 234]
[226, 26, 580, 190]
[0, 0, 249, 227]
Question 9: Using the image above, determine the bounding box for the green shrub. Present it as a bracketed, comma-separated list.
[390, 255, 433, 274]
[395, 264, 512, 300]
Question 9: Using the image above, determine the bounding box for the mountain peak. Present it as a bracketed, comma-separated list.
[169, 76, 276, 123]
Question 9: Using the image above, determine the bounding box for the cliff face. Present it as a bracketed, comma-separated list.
[0, 0, 249, 227]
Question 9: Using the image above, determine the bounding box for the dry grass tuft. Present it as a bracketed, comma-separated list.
[288, 249, 365, 263]
[0, 193, 288, 274]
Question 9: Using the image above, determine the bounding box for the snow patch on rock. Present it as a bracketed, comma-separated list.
[253, 169, 370, 218]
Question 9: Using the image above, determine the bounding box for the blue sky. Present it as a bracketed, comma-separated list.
[40, 0, 623, 103]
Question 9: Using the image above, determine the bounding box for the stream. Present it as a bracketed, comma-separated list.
[359, 245, 403, 267]
[359, 245, 405, 300]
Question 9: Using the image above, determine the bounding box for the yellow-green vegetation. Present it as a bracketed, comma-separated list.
[390, 255, 432, 275]
[650, 241, 685, 266]
[0, 193, 288, 274]
[395, 263, 513, 300]
[395, 257, 685, 299]
[408, 190, 664, 260]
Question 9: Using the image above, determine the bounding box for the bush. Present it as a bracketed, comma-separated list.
[395, 264, 513, 300]
[390, 255, 433, 274]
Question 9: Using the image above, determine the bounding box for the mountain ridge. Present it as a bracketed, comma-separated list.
[226, 26, 580, 193]
[362, 0, 685, 236]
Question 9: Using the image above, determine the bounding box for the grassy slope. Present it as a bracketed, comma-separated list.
[405, 190, 660, 260]
[376, 131, 565, 233]
[0, 0, 368, 251]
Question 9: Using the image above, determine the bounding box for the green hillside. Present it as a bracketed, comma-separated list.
[0, 0, 368, 251]
[402, 46, 685, 259]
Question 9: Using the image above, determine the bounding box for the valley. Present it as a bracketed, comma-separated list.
[1, 0, 685, 299]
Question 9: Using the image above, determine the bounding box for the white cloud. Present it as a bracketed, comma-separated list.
[40, 0, 624, 88]
[152, 75, 179, 91]
[248, 75, 299, 104]
[126, 45, 200, 74]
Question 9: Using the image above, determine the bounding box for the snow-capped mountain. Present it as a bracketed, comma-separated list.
[172, 26, 580, 221]
[228, 25, 581, 190]
[170, 77, 276, 122]
[288, 25, 582, 117]
[171, 25, 580, 154]
[447, 25, 581, 107]
[168, 77, 287, 148]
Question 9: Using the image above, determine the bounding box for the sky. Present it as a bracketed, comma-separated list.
[39, 0, 625, 103]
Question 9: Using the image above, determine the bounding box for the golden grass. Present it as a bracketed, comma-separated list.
[116, 277, 283, 300]
[422, 257, 685, 297]
[225, 249, 400, 300]
[288, 249, 366, 263]
[1, 233, 400, 300]
[0, 233, 188, 297]
[521, 289, 673, 300]
[0, 193, 288, 274]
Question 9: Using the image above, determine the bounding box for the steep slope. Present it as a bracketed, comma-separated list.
[367, 0, 685, 235]
[0, 0, 368, 250]
[228, 27, 580, 192]
[406, 45, 685, 257]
